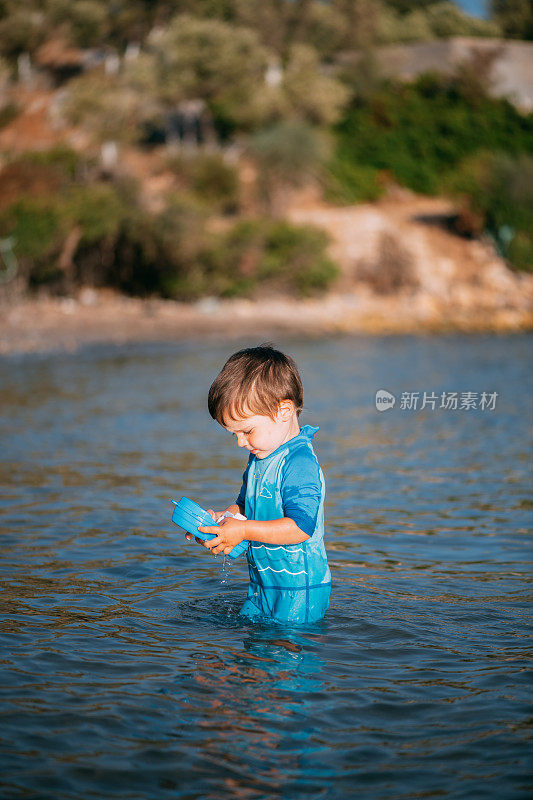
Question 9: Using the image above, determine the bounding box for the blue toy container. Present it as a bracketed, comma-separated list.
[171, 497, 248, 559]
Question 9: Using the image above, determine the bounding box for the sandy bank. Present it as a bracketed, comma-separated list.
[1, 287, 531, 357]
[1, 193, 532, 356]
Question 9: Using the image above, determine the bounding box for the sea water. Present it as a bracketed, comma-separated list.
[0, 334, 531, 799]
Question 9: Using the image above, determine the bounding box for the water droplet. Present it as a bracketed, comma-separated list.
[219, 554, 233, 585]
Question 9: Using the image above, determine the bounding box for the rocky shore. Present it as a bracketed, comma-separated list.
[0, 283, 531, 357]
[1, 192, 531, 356]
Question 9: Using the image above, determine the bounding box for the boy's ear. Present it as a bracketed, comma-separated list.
[277, 399, 294, 421]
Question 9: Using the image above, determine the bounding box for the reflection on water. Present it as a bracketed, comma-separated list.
[0, 335, 531, 799]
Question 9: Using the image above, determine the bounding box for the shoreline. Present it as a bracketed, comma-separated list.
[1, 289, 532, 357]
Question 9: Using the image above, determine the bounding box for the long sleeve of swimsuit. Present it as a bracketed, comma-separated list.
[280, 447, 321, 537]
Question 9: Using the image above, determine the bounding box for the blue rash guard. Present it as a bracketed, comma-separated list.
[235, 424, 331, 624]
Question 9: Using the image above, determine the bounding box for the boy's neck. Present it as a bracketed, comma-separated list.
[278, 415, 301, 448]
[288, 416, 301, 439]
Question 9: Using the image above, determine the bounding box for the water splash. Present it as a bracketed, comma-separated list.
[220, 554, 232, 583]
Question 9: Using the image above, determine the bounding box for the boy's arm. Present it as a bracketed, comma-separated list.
[245, 517, 310, 545]
[198, 515, 309, 554]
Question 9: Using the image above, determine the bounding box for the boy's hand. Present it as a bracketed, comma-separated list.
[185, 509, 221, 546]
[197, 516, 246, 556]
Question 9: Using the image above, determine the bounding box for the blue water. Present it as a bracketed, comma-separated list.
[0, 334, 531, 799]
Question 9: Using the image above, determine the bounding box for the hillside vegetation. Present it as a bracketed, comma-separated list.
[0, 0, 532, 298]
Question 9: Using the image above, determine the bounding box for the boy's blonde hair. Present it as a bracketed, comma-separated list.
[208, 343, 303, 425]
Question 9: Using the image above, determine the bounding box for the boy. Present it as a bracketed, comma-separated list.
[192, 343, 331, 624]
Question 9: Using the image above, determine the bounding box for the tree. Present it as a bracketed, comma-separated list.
[377, 6, 433, 43]
[146, 13, 350, 130]
[283, 44, 350, 125]
[491, 0, 533, 39]
[232, 0, 314, 61]
[383, 0, 436, 11]
[147, 14, 270, 126]
[426, 2, 500, 38]
[0, 1, 46, 60]
[248, 120, 329, 214]
[331, 0, 383, 48]
[65, 0, 109, 48]
[63, 71, 145, 144]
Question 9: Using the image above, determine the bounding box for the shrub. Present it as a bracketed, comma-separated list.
[334, 73, 533, 196]
[62, 184, 129, 244]
[0, 148, 87, 212]
[0, 10, 46, 59]
[160, 218, 339, 301]
[0, 196, 62, 260]
[447, 152, 533, 272]
[211, 218, 339, 298]
[0, 196, 65, 286]
[0, 157, 140, 290]
[22, 146, 86, 181]
[324, 157, 383, 204]
[0, 102, 19, 130]
[67, 0, 110, 49]
[0, 145, 339, 298]
[166, 153, 240, 214]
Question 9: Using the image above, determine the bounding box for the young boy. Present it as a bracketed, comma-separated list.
[191, 343, 331, 624]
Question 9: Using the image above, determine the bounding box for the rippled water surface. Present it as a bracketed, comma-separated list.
[0, 334, 531, 800]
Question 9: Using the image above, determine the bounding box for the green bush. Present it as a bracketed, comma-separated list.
[0, 145, 339, 298]
[67, 0, 110, 49]
[166, 153, 240, 213]
[158, 218, 339, 301]
[22, 146, 86, 182]
[0, 10, 45, 59]
[447, 152, 533, 272]
[103, 212, 184, 296]
[334, 73, 533, 196]
[0, 148, 84, 211]
[0, 197, 62, 259]
[0, 102, 19, 130]
[0, 196, 65, 286]
[62, 184, 129, 244]
[208, 218, 339, 298]
[324, 157, 383, 204]
[0, 155, 141, 290]
[0, 161, 207, 295]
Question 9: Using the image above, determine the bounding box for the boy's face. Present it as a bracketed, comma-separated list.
[222, 401, 298, 459]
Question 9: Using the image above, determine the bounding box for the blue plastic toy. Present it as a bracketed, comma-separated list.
[171, 497, 248, 559]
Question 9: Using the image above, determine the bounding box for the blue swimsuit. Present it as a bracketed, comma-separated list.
[236, 425, 331, 624]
